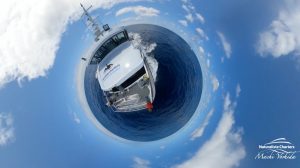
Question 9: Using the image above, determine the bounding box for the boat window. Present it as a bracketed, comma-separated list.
[103, 38, 116, 51]
[90, 31, 129, 64]
[120, 67, 146, 89]
[116, 32, 127, 43]
[110, 67, 146, 92]
[112, 87, 119, 92]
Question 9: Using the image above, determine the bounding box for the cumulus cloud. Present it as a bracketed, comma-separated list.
[132, 157, 150, 168]
[179, 20, 188, 27]
[190, 108, 214, 140]
[198, 46, 205, 56]
[196, 28, 208, 40]
[180, 0, 205, 26]
[182, 4, 190, 13]
[116, 6, 160, 17]
[68, 106, 81, 124]
[0, 113, 15, 146]
[175, 93, 246, 168]
[211, 75, 219, 92]
[217, 31, 232, 59]
[256, 1, 300, 58]
[196, 13, 205, 24]
[0, 0, 151, 88]
[97, 0, 152, 9]
[185, 13, 194, 23]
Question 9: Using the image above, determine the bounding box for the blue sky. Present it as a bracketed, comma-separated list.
[1, 0, 300, 168]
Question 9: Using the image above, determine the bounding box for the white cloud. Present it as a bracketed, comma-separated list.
[198, 46, 205, 57]
[236, 83, 241, 98]
[190, 108, 214, 140]
[0, 0, 151, 88]
[187, 4, 195, 11]
[97, 0, 152, 9]
[182, 4, 190, 13]
[181, 1, 205, 25]
[132, 157, 150, 168]
[217, 31, 232, 59]
[256, 1, 300, 58]
[211, 75, 219, 92]
[179, 20, 188, 27]
[196, 13, 205, 24]
[0, 113, 15, 146]
[196, 28, 208, 40]
[116, 6, 160, 17]
[73, 112, 81, 124]
[175, 93, 246, 168]
[185, 13, 194, 23]
[68, 106, 81, 124]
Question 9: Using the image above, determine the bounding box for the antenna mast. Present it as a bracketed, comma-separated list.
[80, 3, 103, 41]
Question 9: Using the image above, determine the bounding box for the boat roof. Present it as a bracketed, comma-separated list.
[96, 41, 144, 91]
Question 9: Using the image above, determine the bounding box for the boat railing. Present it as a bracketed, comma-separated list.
[108, 76, 144, 95]
[113, 103, 146, 112]
[140, 50, 156, 100]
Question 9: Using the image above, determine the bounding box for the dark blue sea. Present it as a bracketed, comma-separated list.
[84, 24, 202, 141]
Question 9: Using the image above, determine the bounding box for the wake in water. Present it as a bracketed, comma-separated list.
[129, 32, 159, 81]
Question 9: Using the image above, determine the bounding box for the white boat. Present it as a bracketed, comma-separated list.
[81, 4, 156, 112]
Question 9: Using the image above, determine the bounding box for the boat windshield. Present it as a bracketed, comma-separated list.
[90, 30, 129, 64]
[111, 67, 146, 92]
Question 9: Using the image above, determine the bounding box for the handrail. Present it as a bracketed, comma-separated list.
[141, 51, 156, 101]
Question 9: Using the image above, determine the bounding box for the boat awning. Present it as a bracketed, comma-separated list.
[96, 42, 144, 91]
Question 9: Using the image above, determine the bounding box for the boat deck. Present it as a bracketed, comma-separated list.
[106, 78, 150, 108]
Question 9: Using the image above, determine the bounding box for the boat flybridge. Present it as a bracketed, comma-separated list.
[81, 4, 156, 112]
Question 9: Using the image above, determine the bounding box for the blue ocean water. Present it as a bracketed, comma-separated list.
[84, 24, 202, 141]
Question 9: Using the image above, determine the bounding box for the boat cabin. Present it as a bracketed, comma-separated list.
[90, 30, 129, 64]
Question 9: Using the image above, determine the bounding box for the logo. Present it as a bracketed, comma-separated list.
[104, 63, 114, 71]
[255, 138, 299, 160]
